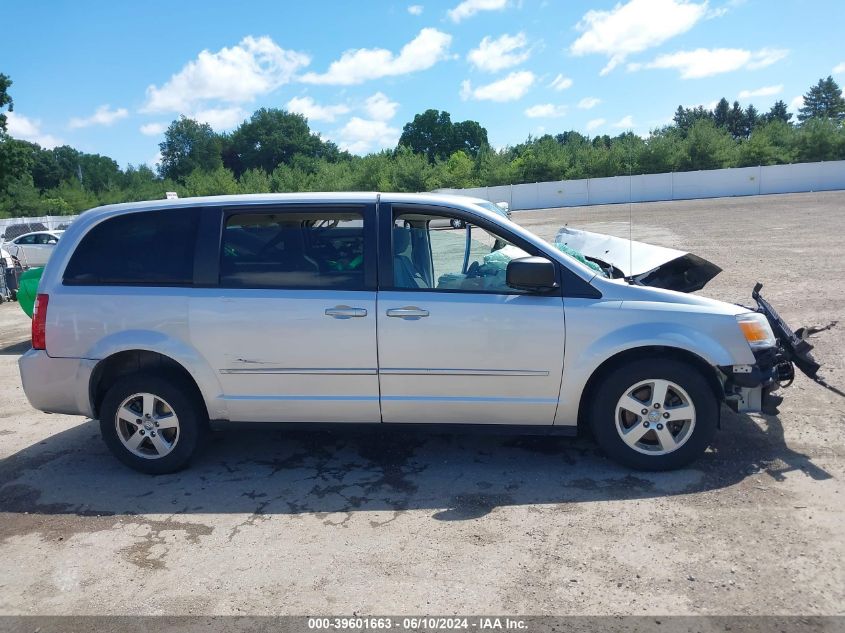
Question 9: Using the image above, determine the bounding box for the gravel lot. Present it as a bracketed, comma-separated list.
[0, 191, 843, 616]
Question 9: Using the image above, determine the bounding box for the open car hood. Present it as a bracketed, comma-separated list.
[554, 227, 722, 293]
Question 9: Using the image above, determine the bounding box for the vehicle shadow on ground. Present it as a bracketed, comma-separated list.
[0, 339, 30, 355]
[0, 409, 832, 522]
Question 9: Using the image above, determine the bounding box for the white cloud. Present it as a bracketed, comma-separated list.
[790, 95, 804, 112]
[6, 111, 62, 148]
[746, 48, 790, 69]
[577, 96, 601, 109]
[363, 92, 399, 121]
[143, 36, 310, 112]
[286, 96, 350, 122]
[68, 104, 128, 129]
[192, 107, 247, 130]
[738, 84, 783, 99]
[571, 0, 708, 75]
[300, 28, 451, 85]
[337, 117, 400, 154]
[460, 70, 535, 102]
[448, 0, 508, 23]
[524, 103, 567, 118]
[147, 151, 163, 169]
[408, 4, 424, 14]
[613, 114, 634, 128]
[549, 74, 573, 91]
[586, 118, 606, 131]
[628, 47, 788, 79]
[467, 32, 530, 73]
[139, 122, 168, 136]
[834, 62, 845, 75]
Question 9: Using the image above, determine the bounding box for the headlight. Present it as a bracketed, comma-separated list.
[736, 312, 776, 350]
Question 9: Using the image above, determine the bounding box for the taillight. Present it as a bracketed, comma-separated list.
[32, 293, 49, 351]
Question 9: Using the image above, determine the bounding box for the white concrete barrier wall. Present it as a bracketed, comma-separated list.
[437, 160, 845, 210]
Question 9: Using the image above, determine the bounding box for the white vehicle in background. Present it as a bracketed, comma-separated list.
[4, 231, 64, 267]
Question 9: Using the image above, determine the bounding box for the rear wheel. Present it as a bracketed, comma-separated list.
[99, 373, 205, 474]
[589, 358, 718, 470]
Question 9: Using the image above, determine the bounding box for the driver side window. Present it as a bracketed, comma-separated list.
[392, 211, 532, 294]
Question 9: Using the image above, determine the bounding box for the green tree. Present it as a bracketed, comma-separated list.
[0, 137, 35, 194]
[738, 120, 794, 166]
[640, 128, 682, 174]
[430, 151, 476, 189]
[673, 104, 712, 135]
[766, 100, 793, 125]
[798, 76, 845, 122]
[452, 119, 488, 158]
[31, 145, 64, 190]
[792, 117, 845, 161]
[475, 145, 516, 186]
[225, 108, 326, 175]
[0, 177, 42, 217]
[77, 153, 122, 193]
[159, 117, 223, 182]
[0, 73, 12, 133]
[398, 109, 488, 161]
[726, 100, 747, 139]
[744, 104, 760, 137]
[238, 168, 272, 193]
[183, 166, 239, 196]
[713, 98, 730, 129]
[42, 196, 73, 214]
[398, 109, 455, 162]
[390, 146, 432, 192]
[678, 119, 737, 170]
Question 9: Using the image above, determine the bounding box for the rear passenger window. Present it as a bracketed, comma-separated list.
[64, 208, 200, 286]
[221, 211, 365, 289]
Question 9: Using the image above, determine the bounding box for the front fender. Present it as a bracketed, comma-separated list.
[554, 299, 755, 426]
[86, 330, 229, 421]
[579, 321, 742, 370]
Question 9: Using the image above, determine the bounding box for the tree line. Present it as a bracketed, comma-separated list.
[0, 73, 844, 218]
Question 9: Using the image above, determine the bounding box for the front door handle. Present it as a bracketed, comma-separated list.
[325, 305, 368, 319]
[386, 306, 430, 320]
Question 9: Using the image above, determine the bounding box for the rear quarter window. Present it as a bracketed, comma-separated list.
[220, 211, 366, 289]
[63, 208, 200, 286]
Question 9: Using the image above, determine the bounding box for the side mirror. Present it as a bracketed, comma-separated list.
[506, 257, 558, 291]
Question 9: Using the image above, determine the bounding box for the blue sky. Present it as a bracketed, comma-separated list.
[3, 0, 844, 168]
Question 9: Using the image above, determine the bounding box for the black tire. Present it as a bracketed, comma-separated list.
[99, 372, 206, 474]
[589, 357, 718, 471]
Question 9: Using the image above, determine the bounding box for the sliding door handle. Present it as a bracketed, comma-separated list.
[386, 306, 430, 319]
[325, 305, 368, 319]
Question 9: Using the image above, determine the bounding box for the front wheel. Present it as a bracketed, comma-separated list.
[99, 373, 206, 474]
[589, 358, 718, 471]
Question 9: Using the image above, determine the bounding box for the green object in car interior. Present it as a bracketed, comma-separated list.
[18, 267, 43, 318]
[553, 242, 604, 274]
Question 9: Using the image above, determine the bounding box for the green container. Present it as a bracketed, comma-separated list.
[17, 267, 44, 318]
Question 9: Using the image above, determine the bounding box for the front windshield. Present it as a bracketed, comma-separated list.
[475, 201, 509, 218]
[471, 200, 606, 277]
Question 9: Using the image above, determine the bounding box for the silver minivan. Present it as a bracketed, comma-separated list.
[19, 193, 809, 474]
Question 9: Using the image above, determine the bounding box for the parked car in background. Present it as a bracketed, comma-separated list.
[5, 231, 64, 267]
[19, 193, 814, 474]
[0, 245, 20, 302]
[1, 222, 49, 241]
